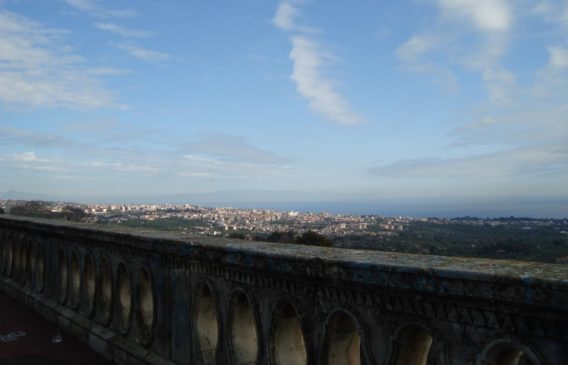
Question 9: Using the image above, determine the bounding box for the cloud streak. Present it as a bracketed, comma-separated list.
[95, 23, 151, 38]
[273, 1, 364, 126]
[369, 147, 568, 179]
[184, 133, 290, 166]
[290, 36, 363, 126]
[63, 0, 135, 18]
[548, 46, 568, 69]
[438, 0, 511, 32]
[395, 33, 457, 90]
[0, 125, 293, 194]
[272, 1, 298, 31]
[0, 10, 118, 109]
[116, 42, 170, 62]
[440, 0, 514, 103]
[396, 0, 515, 103]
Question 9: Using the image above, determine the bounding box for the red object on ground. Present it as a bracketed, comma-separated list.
[0, 291, 113, 365]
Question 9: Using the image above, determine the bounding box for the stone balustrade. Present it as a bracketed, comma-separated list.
[0, 215, 567, 365]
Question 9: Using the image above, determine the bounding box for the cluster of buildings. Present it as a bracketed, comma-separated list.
[84, 203, 408, 237]
[1, 200, 566, 242]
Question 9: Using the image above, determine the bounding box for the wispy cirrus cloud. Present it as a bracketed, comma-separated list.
[369, 146, 568, 179]
[95, 23, 151, 38]
[396, 0, 514, 103]
[532, 0, 568, 28]
[90, 15, 167, 65]
[439, 0, 513, 92]
[63, 0, 135, 18]
[0, 151, 66, 172]
[548, 46, 568, 69]
[0, 10, 119, 110]
[395, 33, 457, 91]
[0, 124, 293, 194]
[116, 42, 170, 63]
[438, 0, 511, 32]
[10, 151, 48, 162]
[273, 1, 364, 126]
[0, 127, 75, 148]
[384, 1, 568, 190]
[272, 1, 298, 31]
[289, 36, 364, 126]
[184, 133, 290, 166]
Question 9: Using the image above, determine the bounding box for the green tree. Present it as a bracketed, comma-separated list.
[9, 201, 51, 218]
[9, 201, 88, 222]
[295, 230, 333, 247]
[265, 230, 297, 243]
[60, 206, 88, 222]
[228, 232, 246, 239]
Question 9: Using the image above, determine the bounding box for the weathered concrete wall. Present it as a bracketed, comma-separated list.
[0, 215, 566, 365]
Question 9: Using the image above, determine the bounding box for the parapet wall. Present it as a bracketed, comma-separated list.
[0, 215, 566, 365]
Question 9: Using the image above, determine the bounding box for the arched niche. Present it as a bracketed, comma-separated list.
[230, 290, 259, 365]
[194, 283, 219, 365]
[116, 262, 132, 334]
[6, 242, 13, 277]
[69, 251, 81, 308]
[323, 310, 362, 365]
[13, 244, 21, 279]
[391, 325, 433, 365]
[481, 340, 540, 365]
[58, 249, 68, 304]
[19, 244, 28, 283]
[82, 254, 96, 316]
[35, 245, 45, 292]
[28, 244, 37, 287]
[97, 257, 113, 325]
[271, 300, 307, 365]
[135, 267, 155, 345]
[0, 239, 5, 275]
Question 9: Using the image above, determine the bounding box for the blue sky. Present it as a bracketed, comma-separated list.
[0, 0, 567, 216]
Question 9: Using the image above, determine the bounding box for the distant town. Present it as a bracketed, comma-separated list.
[1, 200, 567, 264]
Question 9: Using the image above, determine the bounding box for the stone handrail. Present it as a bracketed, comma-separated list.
[0, 215, 566, 364]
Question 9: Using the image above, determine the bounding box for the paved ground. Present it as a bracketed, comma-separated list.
[0, 292, 113, 365]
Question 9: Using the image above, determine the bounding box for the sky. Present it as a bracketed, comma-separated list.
[0, 0, 567, 217]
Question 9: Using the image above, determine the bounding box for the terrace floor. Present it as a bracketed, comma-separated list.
[0, 292, 112, 365]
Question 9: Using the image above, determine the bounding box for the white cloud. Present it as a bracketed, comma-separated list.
[0, 10, 117, 109]
[532, 46, 568, 98]
[289, 36, 363, 126]
[548, 46, 568, 68]
[458, 103, 568, 146]
[63, 0, 135, 18]
[440, 0, 514, 103]
[0, 151, 66, 172]
[12, 151, 42, 162]
[533, 1, 568, 28]
[472, 52, 516, 103]
[116, 43, 170, 62]
[395, 33, 457, 90]
[86, 67, 130, 75]
[95, 23, 151, 38]
[369, 147, 568, 178]
[399, 0, 515, 103]
[272, 2, 298, 31]
[438, 0, 511, 32]
[0, 125, 294, 193]
[186, 133, 290, 165]
[396, 34, 438, 62]
[272, 1, 363, 126]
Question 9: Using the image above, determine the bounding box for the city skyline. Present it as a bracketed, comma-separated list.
[1, 0, 567, 217]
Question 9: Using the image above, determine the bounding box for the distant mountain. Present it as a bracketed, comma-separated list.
[0, 190, 55, 201]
